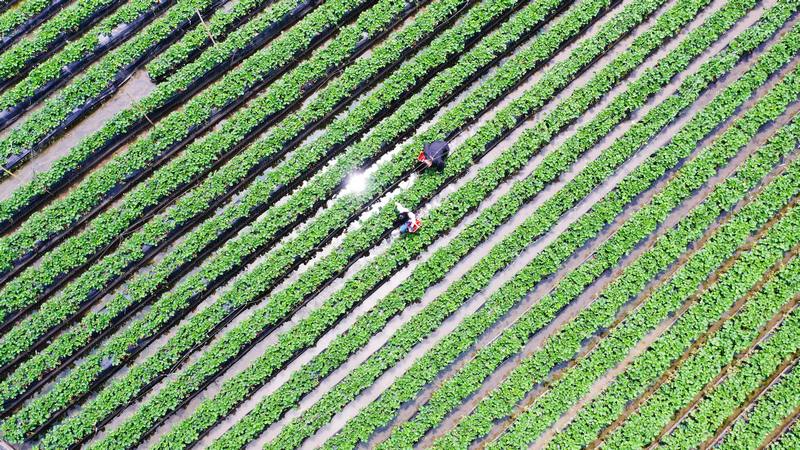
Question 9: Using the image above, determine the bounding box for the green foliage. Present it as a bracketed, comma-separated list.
[297, 0, 785, 447]
[0, 0, 478, 383]
[487, 80, 800, 449]
[24, 0, 597, 444]
[0, 0, 307, 224]
[565, 194, 800, 450]
[0, 0, 140, 83]
[762, 379, 800, 450]
[718, 364, 800, 449]
[1, 0, 794, 448]
[1, 0, 561, 445]
[334, 7, 797, 450]
[651, 257, 800, 450]
[146, 0, 277, 80]
[0, 0, 386, 330]
[0, 0, 415, 443]
[0, 0, 164, 110]
[0, 0, 213, 165]
[0, 0, 60, 37]
[443, 9, 800, 448]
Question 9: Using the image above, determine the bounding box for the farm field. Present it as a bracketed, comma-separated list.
[0, 0, 797, 446]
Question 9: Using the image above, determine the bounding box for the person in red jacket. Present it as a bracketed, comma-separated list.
[396, 203, 421, 234]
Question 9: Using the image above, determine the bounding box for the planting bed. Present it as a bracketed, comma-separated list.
[0, 0, 798, 447]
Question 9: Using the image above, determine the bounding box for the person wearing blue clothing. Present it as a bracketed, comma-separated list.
[396, 203, 421, 234]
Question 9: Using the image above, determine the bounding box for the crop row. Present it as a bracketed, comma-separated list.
[165, 0, 688, 445]
[0, 0, 172, 128]
[0, 0, 70, 50]
[95, 90, 581, 448]
[33, 0, 628, 442]
[589, 208, 800, 449]
[0, 0, 358, 236]
[145, 0, 278, 81]
[323, 0, 769, 447]
[0, 0, 401, 281]
[0, 0, 480, 383]
[91, 0, 708, 443]
[2, 2, 524, 426]
[440, 134, 800, 450]
[0, 0, 219, 171]
[0, 0, 571, 392]
[278, 0, 762, 447]
[0, 0, 437, 397]
[407, 17, 800, 450]
[433, 9, 800, 448]
[484, 154, 800, 450]
[0, 0, 132, 84]
[0, 0, 402, 325]
[720, 360, 800, 449]
[0, 0, 525, 401]
[653, 254, 800, 449]
[0, 0, 310, 224]
[490, 159, 800, 448]
[371, 13, 795, 450]
[572, 196, 800, 450]
[8, 0, 588, 441]
[486, 75, 800, 449]
[772, 417, 800, 449]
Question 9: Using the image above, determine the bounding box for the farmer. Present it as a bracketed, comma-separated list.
[418, 140, 449, 170]
[396, 202, 421, 234]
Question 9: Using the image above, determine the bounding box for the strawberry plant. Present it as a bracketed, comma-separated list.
[0, 0, 481, 377]
[0, 0, 170, 123]
[0, 0, 215, 169]
[327, 11, 799, 449]
[641, 255, 800, 450]
[567, 198, 800, 450]
[772, 420, 800, 449]
[0, 0, 406, 324]
[0, 0, 793, 444]
[485, 82, 800, 449]
[0, 0, 137, 83]
[146, 0, 281, 80]
[0, 0, 68, 43]
[0, 0, 313, 221]
[4, 0, 584, 441]
[718, 360, 800, 449]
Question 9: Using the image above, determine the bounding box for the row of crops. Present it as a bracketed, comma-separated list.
[0, 0, 798, 446]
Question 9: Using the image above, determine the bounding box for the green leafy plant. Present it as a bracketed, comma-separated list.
[0, 0, 65, 38]
[0, 0, 310, 221]
[10, 0, 653, 443]
[0, 0, 213, 168]
[640, 255, 800, 450]
[146, 0, 279, 80]
[0, 0, 482, 377]
[323, 8, 798, 450]
[0, 0, 139, 83]
[484, 80, 800, 449]
[771, 417, 800, 449]
[559, 194, 800, 450]
[716, 357, 800, 449]
[3, 0, 578, 443]
[0, 0, 167, 114]
[0, 0, 396, 324]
